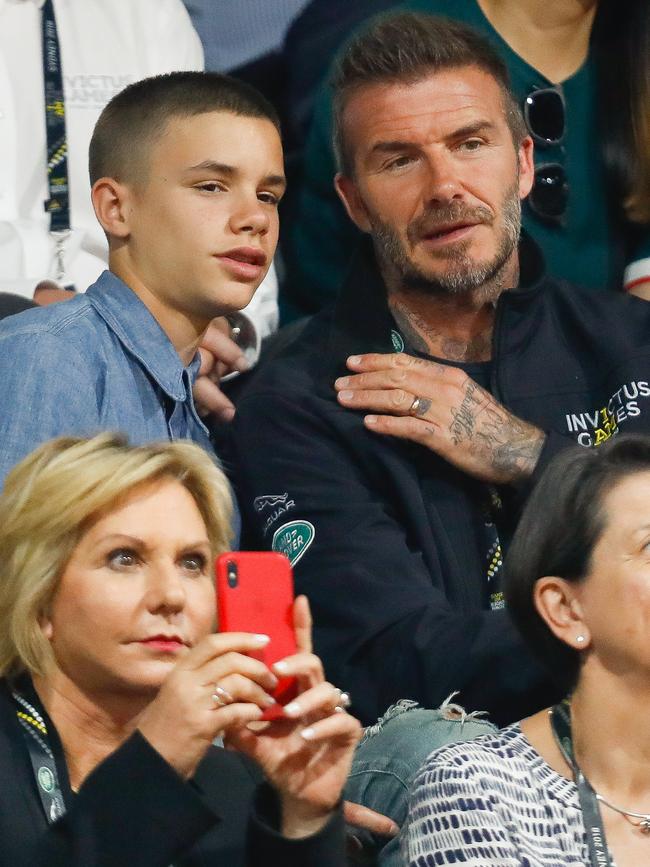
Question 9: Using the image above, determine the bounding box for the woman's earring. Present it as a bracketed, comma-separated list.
[576, 635, 586, 644]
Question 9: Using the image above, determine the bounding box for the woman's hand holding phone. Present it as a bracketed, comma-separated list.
[136, 631, 280, 781]
[226, 596, 362, 839]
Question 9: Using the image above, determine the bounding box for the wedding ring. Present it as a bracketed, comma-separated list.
[212, 684, 234, 707]
[408, 396, 422, 416]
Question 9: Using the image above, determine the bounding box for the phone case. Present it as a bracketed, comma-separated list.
[216, 551, 297, 719]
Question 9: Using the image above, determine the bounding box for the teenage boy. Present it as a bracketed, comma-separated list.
[0, 71, 285, 491]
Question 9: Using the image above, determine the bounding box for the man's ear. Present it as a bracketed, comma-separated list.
[534, 575, 591, 651]
[91, 177, 133, 240]
[335, 173, 372, 233]
[517, 135, 535, 200]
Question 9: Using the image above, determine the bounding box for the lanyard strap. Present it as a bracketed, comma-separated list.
[12, 687, 176, 866]
[550, 702, 615, 867]
[41, 0, 70, 239]
[12, 689, 66, 824]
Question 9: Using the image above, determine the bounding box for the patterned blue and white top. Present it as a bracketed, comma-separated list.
[403, 722, 615, 866]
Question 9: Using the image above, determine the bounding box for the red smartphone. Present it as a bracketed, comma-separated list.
[215, 551, 297, 720]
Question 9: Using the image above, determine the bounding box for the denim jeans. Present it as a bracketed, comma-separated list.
[345, 697, 497, 867]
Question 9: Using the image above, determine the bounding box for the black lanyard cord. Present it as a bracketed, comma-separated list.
[12, 689, 66, 824]
[550, 701, 615, 867]
[41, 0, 71, 285]
[11, 687, 176, 865]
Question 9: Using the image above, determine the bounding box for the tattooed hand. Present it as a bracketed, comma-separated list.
[334, 352, 545, 485]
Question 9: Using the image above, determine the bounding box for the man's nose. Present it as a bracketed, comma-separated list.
[422, 153, 464, 204]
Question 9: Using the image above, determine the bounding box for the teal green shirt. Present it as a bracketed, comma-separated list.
[284, 0, 650, 316]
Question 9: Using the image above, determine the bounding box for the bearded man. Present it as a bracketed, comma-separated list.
[229, 13, 650, 729]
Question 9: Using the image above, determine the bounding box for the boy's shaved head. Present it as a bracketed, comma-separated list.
[89, 71, 280, 186]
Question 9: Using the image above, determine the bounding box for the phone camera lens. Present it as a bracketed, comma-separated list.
[227, 561, 238, 588]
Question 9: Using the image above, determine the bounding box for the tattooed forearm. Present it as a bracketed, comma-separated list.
[448, 381, 545, 482]
[487, 424, 545, 481]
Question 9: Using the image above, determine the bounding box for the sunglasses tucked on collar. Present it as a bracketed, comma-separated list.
[523, 86, 568, 223]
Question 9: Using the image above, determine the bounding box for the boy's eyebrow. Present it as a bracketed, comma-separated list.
[184, 160, 286, 188]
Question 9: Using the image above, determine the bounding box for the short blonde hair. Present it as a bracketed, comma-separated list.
[0, 433, 233, 678]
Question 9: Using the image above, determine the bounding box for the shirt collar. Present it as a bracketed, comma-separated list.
[86, 271, 200, 401]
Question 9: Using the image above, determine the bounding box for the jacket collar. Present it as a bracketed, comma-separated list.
[325, 230, 547, 371]
[86, 271, 200, 402]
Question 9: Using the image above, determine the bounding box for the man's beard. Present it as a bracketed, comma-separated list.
[370, 180, 522, 298]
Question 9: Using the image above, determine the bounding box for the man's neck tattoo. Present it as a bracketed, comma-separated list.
[390, 300, 493, 363]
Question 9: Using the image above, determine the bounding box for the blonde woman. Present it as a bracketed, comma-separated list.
[0, 433, 360, 867]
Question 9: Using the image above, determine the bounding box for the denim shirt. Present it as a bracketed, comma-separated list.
[0, 270, 240, 537]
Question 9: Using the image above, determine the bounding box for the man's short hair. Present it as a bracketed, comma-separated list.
[331, 12, 527, 176]
[89, 71, 281, 186]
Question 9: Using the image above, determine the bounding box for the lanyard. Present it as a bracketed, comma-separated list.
[12, 686, 177, 866]
[41, 0, 70, 280]
[12, 688, 66, 824]
[550, 701, 615, 867]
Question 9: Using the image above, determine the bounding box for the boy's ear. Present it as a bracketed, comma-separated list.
[91, 177, 132, 239]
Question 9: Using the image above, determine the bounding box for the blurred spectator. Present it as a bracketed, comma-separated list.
[281, 1, 395, 162]
[0, 0, 201, 299]
[184, 0, 310, 111]
[184, 0, 310, 73]
[282, 0, 650, 316]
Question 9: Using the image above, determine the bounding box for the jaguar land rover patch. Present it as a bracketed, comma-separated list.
[271, 520, 315, 567]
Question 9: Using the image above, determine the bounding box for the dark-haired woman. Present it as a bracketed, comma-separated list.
[404, 434, 650, 866]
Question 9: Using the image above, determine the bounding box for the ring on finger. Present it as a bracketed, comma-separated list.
[408, 395, 422, 416]
[212, 684, 234, 707]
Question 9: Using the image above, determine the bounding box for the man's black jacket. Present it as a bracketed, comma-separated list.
[230, 241, 650, 726]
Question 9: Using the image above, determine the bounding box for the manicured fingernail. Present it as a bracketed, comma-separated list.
[283, 701, 302, 717]
[335, 376, 349, 388]
[338, 390, 353, 401]
[253, 634, 270, 645]
[273, 660, 288, 674]
[301, 726, 316, 740]
[365, 415, 378, 425]
[348, 355, 361, 366]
